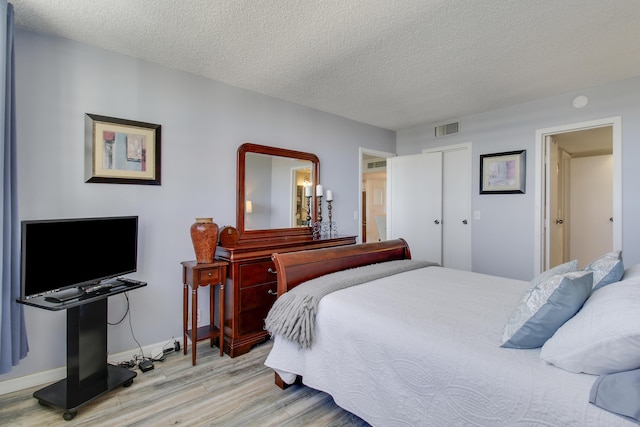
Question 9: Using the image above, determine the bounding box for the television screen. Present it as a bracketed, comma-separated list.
[21, 216, 138, 299]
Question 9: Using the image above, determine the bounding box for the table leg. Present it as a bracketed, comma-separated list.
[183, 283, 188, 356]
[209, 284, 215, 348]
[219, 281, 225, 357]
[191, 287, 198, 365]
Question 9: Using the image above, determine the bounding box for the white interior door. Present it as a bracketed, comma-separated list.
[442, 149, 471, 270]
[388, 152, 442, 263]
[548, 138, 567, 268]
[568, 155, 613, 267]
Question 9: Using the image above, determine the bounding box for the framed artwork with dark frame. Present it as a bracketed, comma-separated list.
[85, 114, 161, 185]
[480, 150, 526, 194]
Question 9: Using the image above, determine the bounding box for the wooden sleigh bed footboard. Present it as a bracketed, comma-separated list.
[270, 238, 412, 389]
[271, 238, 412, 296]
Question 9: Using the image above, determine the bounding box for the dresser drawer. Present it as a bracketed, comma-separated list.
[198, 268, 223, 285]
[238, 260, 277, 288]
[240, 283, 277, 312]
[239, 283, 277, 335]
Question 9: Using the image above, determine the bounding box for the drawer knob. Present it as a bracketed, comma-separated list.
[267, 268, 277, 274]
[267, 289, 277, 295]
[207, 272, 213, 277]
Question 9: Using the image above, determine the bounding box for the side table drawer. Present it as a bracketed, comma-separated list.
[238, 260, 276, 288]
[198, 268, 223, 285]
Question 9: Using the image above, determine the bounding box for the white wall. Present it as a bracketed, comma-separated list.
[2, 29, 395, 382]
[397, 76, 640, 280]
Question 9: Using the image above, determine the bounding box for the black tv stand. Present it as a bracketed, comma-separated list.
[18, 280, 146, 420]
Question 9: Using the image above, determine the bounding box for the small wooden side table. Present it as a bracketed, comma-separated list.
[181, 260, 228, 365]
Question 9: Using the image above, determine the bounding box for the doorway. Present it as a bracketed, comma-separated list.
[359, 148, 394, 243]
[548, 128, 613, 268]
[534, 117, 622, 274]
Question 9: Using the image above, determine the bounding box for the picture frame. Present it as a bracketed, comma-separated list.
[85, 114, 161, 185]
[480, 150, 526, 194]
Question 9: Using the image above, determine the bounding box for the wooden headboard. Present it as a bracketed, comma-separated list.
[271, 238, 412, 296]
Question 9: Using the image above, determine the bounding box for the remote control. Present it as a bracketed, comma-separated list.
[119, 277, 143, 285]
[83, 283, 113, 293]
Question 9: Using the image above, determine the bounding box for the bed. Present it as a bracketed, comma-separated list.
[264, 239, 640, 426]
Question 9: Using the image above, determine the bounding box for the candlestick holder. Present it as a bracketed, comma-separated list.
[305, 195, 312, 227]
[313, 195, 323, 239]
[327, 200, 334, 237]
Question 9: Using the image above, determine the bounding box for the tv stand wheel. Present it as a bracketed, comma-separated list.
[63, 411, 77, 421]
[123, 378, 134, 387]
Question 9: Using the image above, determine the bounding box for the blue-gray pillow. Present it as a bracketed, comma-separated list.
[501, 271, 593, 349]
[584, 251, 624, 291]
[590, 368, 640, 424]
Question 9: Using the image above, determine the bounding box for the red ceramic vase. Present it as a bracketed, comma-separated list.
[190, 217, 219, 263]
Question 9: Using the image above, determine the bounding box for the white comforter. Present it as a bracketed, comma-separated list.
[264, 266, 634, 426]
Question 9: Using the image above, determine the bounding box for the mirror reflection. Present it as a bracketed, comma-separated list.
[244, 152, 313, 230]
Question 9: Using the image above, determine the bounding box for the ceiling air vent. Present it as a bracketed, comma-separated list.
[367, 160, 387, 169]
[435, 122, 459, 137]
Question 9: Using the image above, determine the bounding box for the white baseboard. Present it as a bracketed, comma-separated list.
[0, 338, 182, 396]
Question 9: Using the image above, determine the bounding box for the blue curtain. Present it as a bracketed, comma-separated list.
[0, 1, 27, 375]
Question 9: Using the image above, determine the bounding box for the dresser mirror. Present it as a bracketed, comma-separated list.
[237, 143, 319, 240]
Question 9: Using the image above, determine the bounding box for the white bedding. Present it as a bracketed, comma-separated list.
[264, 266, 634, 426]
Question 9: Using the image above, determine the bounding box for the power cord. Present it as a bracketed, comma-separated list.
[110, 338, 180, 372]
[108, 292, 181, 372]
[108, 292, 130, 326]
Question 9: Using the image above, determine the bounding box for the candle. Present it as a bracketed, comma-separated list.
[316, 184, 323, 197]
[326, 190, 333, 201]
[305, 186, 312, 197]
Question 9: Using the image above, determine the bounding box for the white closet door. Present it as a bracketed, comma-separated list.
[388, 152, 442, 263]
[442, 149, 471, 270]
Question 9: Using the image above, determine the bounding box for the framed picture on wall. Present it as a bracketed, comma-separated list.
[480, 150, 525, 194]
[85, 113, 161, 185]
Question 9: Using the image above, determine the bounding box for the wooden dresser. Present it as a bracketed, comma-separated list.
[216, 234, 356, 357]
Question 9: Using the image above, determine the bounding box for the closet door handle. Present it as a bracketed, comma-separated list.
[462, 219, 468, 225]
[434, 219, 440, 225]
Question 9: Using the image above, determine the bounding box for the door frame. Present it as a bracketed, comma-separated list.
[534, 116, 622, 275]
[358, 147, 395, 244]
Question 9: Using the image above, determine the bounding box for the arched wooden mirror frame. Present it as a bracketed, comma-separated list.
[237, 143, 319, 241]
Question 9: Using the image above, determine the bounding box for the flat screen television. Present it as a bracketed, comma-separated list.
[21, 216, 138, 300]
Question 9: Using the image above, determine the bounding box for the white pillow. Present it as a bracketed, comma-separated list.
[540, 278, 640, 374]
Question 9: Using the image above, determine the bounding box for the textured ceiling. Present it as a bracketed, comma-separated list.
[11, 0, 640, 131]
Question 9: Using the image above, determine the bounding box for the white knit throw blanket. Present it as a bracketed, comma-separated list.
[264, 259, 438, 349]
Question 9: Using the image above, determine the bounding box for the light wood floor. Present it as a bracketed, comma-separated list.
[0, 340, 369, 426]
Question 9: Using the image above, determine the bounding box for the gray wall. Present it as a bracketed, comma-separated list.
[3, 29, 395, 381]
[397, 76, 640, 280]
